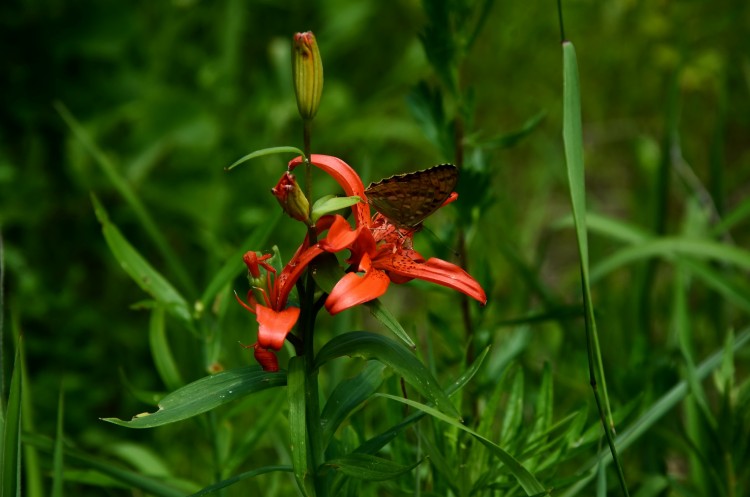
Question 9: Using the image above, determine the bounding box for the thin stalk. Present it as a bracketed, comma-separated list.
[0, 228, 4, 404]
[208, 410, 226, 497]
[300, 117, 324, 495]
[303, 120, 314, 226]
[559, 6, 629, 489]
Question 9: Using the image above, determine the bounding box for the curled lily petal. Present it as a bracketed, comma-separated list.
[289, 154, 370, 227]
[375, 254, 487, 305]
[256, 305, 301, 350]
[319, 215, 361, 252]
[272, 243, 325, 310]
[325, 253, 390, 315]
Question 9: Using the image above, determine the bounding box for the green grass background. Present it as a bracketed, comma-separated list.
[2, 0, 749, 495]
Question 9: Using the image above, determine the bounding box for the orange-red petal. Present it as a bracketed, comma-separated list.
[375, 254, 487, 305]
[325, 253, 390, 314]
[256, 305, 301, 350]
[319, 215, 361, 252]
[289, 154, 370, 227]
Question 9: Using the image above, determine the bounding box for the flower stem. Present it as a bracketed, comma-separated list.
[300, 116, 325, 494]
[303, 119, 314, 233]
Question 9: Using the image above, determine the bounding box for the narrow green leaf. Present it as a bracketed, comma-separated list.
[418, 433, 458, 492]
[499, 367, 524, 445]
[364, 300, 416, 349]
[23, 433, 186, 497]
[561, 212, 651, 245]
[1, 345, 22, 497]
[321, 362, 387, 447]
[311, 195, 362, 222]
[563, 39, 621, 492]
[149, 308, 184, 391]
[315, 332, 460, 420]
[560, 327, 750, 497]
[223, 392, 286, 473]
[680, 258, 750, 314]
[56, 101, 195, 295]
[287, 356, 313, 497]
[712, 194, 750, 236]
[532, 362, 554, 439]
[51, 388, 64, 497]
[325, 453, 423, 482]
[354, 346, 489, 455]
[106, 443, 172, 478]
[477, 361, 511, 440]
[92, 194, 192, 325]
[226, 146, 305, 171]
[186, 465, 293, 497]
[562, 41, 589, 272]
[376, 393, 546, 494]
[591, 237, 750, 282]
[474, 110, 546, 149]
[102, 367, 286, 428]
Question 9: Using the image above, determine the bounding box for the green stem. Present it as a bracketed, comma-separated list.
[303, 119, 314, 227]
[300, 116, 324, 494]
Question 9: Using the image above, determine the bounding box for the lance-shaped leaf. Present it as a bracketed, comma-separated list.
[92, 194, 192, 325]
[287, 356, 314, 497]
[321, 362, 387, 447]
[315, 331, 460, 420]
[103, 367, 286, 428]
[325, 453, 423, 482]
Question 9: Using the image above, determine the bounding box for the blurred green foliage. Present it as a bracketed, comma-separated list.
[1, 0, 750, 495]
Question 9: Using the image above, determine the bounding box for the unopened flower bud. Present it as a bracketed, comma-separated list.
[272, 171, 310, 223]
[292, 31, 323, 120]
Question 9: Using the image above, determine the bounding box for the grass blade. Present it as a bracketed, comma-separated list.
[321, 362, 387, 448]
[325, 453, 423, 482]
[149, 308, 184, 391]
[51, 388, 65, 497]
[376, 393, 546, 495]
[55, 101, 195, 295]
[562, 39, 626, 495]
[92, 194, 193, 325]
[1, 342, 22, 497]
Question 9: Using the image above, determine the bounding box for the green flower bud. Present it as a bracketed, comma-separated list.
[272, 171, 310, 223]
[292, 31, 323, 120]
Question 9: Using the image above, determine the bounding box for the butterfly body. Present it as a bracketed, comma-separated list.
[365, 164, 458, 229]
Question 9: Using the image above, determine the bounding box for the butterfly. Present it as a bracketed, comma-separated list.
[364, 164, 459, 229]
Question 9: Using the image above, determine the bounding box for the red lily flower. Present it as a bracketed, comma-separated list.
[289, 154, 487, 313]
[240, 155, 486, 370]
[237, 245, 323, 368]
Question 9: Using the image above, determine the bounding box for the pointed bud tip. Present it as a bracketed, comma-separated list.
[292, 31, 323, 120]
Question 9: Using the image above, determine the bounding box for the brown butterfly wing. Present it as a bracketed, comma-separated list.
[365, 164, 458, 228]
